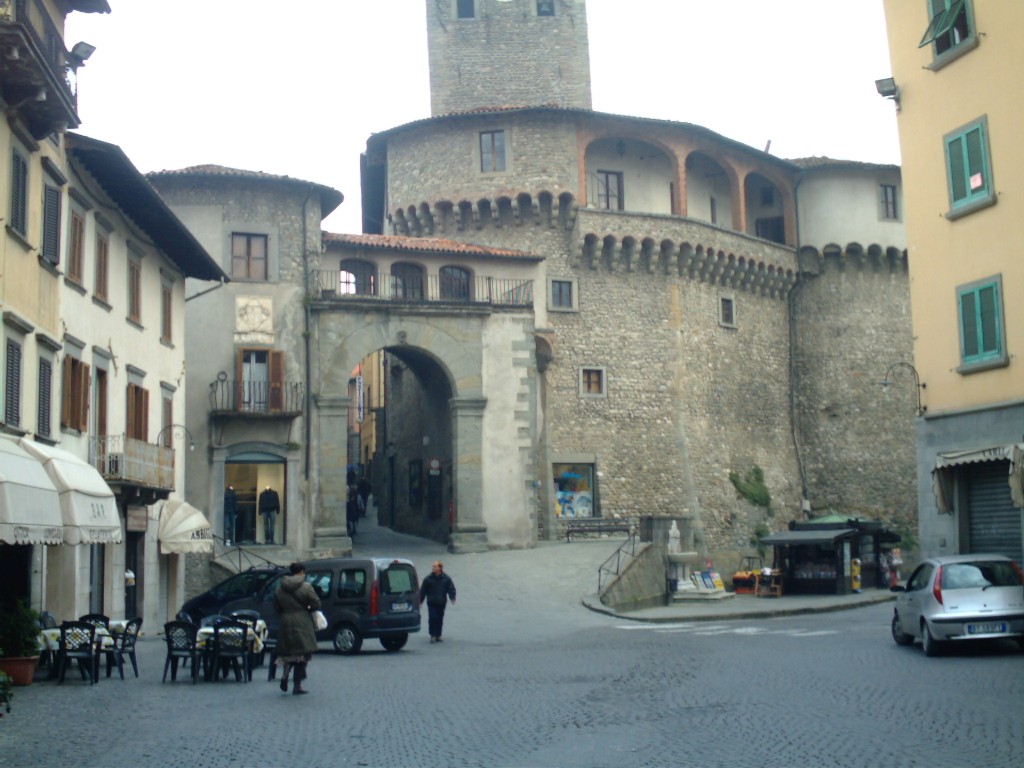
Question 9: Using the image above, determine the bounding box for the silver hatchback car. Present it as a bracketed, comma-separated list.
[891, 554, 1024, 656]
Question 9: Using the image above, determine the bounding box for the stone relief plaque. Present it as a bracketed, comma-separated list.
[235, 296, 274, 343]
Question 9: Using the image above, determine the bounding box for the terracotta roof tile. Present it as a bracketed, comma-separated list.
[322, 233, 542, 261]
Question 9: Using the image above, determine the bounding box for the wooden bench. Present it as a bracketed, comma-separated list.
[564, 517, 632, 542]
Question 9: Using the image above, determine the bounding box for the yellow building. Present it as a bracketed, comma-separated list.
[882, 1, 1023, 563]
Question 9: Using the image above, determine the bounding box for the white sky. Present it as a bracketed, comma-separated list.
[66, 1, 900, 235]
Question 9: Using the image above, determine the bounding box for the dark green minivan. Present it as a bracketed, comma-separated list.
[224, 557, 421, 654]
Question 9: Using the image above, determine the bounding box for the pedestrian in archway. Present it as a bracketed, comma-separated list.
[419, 560, 456, 643]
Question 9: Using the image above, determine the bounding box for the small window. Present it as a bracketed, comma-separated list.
[439, 266, 472, 301]
[68, 210, 85, 283]
[61, 356, 90, 431]
[710, 196, 718, 225]
[38, 357, 52, 438]
[549, 278, 575, 311]
[920, 0, 974, 60]
[457, 0, 474, 19]
[5, 338, 22, 427]
[126, 382, 149, 441]
[338, 259, 376, 296]
[390, 262, 425, 301]
[231, 233, 268, 281]
[944, 117, 995, 218]
[957, 276, 1006, 371]
[480, 130, 506, 173]
[595, 171, 624, 211]
[160, 391, 173, 449]
[537, 0, 555, 15]
[94, 230, 109, 301]
[719, 295, 736, 328]
[128, 257, 142, 323]
[160, 278, 173, 344]
[9, 149, 28, 236]
[41, 184, 62, 265]
[579, 367, 606, 398]
[880, 184, 899, 220]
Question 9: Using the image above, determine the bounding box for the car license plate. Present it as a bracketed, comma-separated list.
[391, 602, 411, 612]
[966, 622, 1007, 635]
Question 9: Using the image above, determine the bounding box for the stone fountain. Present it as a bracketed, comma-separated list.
[666, 520, 733, 602]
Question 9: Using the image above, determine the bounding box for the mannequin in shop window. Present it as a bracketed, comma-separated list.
[259, 485, 281, 544]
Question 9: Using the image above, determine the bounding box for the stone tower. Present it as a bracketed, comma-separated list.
[426, 0, 593, 115]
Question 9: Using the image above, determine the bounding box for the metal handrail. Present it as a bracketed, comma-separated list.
[210, 534, 279, 571]
[310, 270, 534, 308]
[597, 532, 639, 593]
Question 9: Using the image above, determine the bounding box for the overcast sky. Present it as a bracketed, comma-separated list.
[66, 1, 900, 234]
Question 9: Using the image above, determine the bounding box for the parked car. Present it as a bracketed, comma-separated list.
[179, 565, 284, 624]
[891, 554, 1024, 656]
[223, 557, 420, 654]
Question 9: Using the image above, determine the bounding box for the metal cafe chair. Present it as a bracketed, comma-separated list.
[208, 619, 252, 682]
[79, 613, 111, 630]
[104, 617, 142, 678]
[162, 621, 201, 684]
[57, 621, 98, 685]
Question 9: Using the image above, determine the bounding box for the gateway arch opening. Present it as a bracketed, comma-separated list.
[345, 346, 453, 543]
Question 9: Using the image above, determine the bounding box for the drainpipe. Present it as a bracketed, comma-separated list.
[787, 175, 810, 513]
[302, 194, 315, 482]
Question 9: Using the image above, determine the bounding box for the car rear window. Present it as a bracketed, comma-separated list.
[941, 561, 1022, 589]
[380, 564, 417, 595]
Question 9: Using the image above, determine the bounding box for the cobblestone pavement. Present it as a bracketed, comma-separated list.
[2, 519, 1021, 768]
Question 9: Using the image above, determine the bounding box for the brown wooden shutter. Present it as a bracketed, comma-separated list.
[268, 350, 284, 412]
[141, 388, 150, 441]
[61, 356, 73, 428]
[78, 363, 90, 432]
[126, 384, 136, 439]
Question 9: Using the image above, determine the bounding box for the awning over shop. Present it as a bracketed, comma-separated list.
[761, 529, 856, 546]
[18, 437, 121, 545]
[932, 443, 1024, 512]
[0, 436, 63, 545]
[158, 499, 213, 554]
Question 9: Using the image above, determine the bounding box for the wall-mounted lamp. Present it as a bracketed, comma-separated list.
[66, 41, 96, 70]
[154, 423, 196, 451]
[874, 77, 901, 111]
[879, 362, 925, 416]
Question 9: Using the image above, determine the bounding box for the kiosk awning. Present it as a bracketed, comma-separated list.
[158, 499, 213, 554]
[18, 437, 121, 545]
[932, 443, 1023, 511]
[761, 529, 856, 546]
[0, 436, 63, 545]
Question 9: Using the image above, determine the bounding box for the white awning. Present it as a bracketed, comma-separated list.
[158, 499, 213, 554]
[933, 443, 1023, 510]
[0, 436, 63, 545]
[18, 437, 121, 545]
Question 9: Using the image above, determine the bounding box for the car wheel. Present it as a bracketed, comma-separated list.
[891, 613, 914, 646]
[332, 623, 363, 655]
[921, 622, 943, 657]
[380, 633, 408, 652]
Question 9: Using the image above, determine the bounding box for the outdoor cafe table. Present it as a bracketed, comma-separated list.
[195, 621, 266, 654]
[38, 625, 115, 680]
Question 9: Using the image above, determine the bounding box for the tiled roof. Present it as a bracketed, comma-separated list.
[322, 233, 542, 261]
[788, 156, 900, 171]
[147, 164, 344, 215]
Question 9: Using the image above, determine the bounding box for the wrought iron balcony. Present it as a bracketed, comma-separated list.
[0, 0, 81, 137]
[310, 270, 534, 308]
[209, 379, 304, 418]
[90, 434, 175, 492]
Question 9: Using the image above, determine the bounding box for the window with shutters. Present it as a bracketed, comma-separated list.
[41, 184, 61, 265]
[880, 184, 899, 221]
[479, 131, 506, 173]
[548, 278, 577, 312]
[160, 278, 173, 344]
[10, 149, 28, 236]
[944, 117, 996, 219]
[61, 356, 90, 432]
[68, 210, 85, 283]
[231, 233, 268, 281]
[128, 257, 142, 323]
[161, 392, 173, 448]
[957, 275, 1007, 372]
[38, 357, 52, 438]
[237, 348, 285, 413]
[919, 0, 977, 68]
[5, 339, 22, 427]
[579, 367, 607, 399]
[126, 383, 149, 441]
[94, 230, 109, 301]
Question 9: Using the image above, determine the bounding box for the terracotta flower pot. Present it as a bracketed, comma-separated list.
[0, 656, 39, 686]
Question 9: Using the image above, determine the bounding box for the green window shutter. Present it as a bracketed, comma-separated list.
[959, 281, 1002, 364]
[10, 151, 28, 235]
[964, 126, 986, 194]
[919, 0, 964, 48]
[41, 185, 61, 264]
[946, 122, 990, 209]
[947, 135, 967, 202]
[960, 290, 978, 358]
[977, 284, 998, 355]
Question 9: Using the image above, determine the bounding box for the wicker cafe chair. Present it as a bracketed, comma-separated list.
[57, 621, 98, 685]
[162, 621, 201, 684]
[229, 610, 262, 668]
[209, 619, 252, 682]
[104, 617, 142, 679]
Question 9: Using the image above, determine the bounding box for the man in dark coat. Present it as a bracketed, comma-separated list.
[419, 560, 456, 643]
[273, 562, 320, 695]
[258, 485, 280, 544]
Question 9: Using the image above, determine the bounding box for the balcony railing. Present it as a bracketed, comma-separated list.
[209, 379, 305, 416]
[310, 271, 534, 308]
[90, 435, 175, 491]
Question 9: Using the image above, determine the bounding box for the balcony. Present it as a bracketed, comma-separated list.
[310, 271, 534, 309]
[0, 0, 80, 137]
[91, 434, 175, 493]
[209, 379, 304, 419]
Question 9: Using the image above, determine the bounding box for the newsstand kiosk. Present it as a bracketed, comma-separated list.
[760, 518, 901, 596]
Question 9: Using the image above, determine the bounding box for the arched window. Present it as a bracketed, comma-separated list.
[391, 262, 424, 301]
[439, 266, 472, 302]
[339, 259, 377, 296]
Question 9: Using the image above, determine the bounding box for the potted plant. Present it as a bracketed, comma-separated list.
[0, 600, 41, 686]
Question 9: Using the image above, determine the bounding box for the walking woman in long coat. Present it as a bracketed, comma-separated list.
[273, 562, 320, 695]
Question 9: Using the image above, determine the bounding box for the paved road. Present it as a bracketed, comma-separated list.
[3, 519, 1021, 768]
